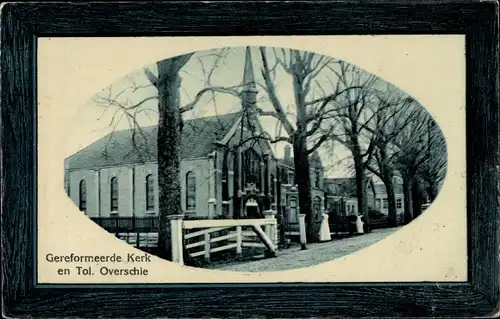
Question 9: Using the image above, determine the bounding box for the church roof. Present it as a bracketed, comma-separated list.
[65, 112, 240, 170]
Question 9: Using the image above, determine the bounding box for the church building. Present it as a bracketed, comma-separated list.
[64, 47, 327, 229]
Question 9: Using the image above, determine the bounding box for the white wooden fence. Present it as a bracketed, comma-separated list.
[167, 210, 332, 264]
[168, 211, 280, 265]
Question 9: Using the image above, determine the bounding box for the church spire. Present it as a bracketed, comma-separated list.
[242, 46, 256, 88]
[241, 46, 258, 106]
[240, 46, 260, 134]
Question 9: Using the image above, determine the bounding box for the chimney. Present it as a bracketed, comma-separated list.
[284, 145, 291, 163]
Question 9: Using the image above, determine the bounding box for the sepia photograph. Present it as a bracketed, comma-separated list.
[63, 45, 447, 272]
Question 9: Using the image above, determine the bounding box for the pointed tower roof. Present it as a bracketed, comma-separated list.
[242, 46, 257, 89]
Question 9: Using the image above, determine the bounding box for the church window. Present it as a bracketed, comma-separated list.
[314, 170, 321, 188]
[186, 171, 196, 211]
[242, 148, 261, 188]
[79, 179, 87, 212]
[222, 151, 231, 201]
[289, 197, 298, 223]
[146, 174, 155, 211]
[110, 177, 118, 211]
[270, 174, 275, 197]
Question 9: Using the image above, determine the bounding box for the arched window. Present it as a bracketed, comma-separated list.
[186, 171, 196, 211]
[79, 180, 87, 212]
[314, 170, 321, 188]
[313, 196, 322, 221]
[146, 174, 155, 211]
[242, 148, 261, 188]
[270, 174, 275, 197]
[110, 177, 118, 212]
[222, 151, 229, 201]
[289, 197, 298, 223]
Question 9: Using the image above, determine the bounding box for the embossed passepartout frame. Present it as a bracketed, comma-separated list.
[1, 1, 499, 317]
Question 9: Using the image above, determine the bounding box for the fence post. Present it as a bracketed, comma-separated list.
[204, 232, 211, 263]
[298, 213, 307, 250]
[263, 210, 277, 250]
[168, 214, 184, 265]
[236, 226, 243, 258]
[319, 212, 331, 242]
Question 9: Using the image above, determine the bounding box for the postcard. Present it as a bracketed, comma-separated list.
[37, 35, 467, 284]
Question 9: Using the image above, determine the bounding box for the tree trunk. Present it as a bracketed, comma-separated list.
[293, 136, 317, 242]
[412, 178, 423, 218]
[156, 63, 181, 261]
[379, 145, 397, 227]
[402, 175, 414, 224]
[155, 57, 199, 266]
[353, 147, 370, 230]
[427, 180, 438, 202]
[384, 176, 398, 227]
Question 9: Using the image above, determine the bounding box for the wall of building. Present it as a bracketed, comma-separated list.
[345, 199, 358, 215]
[99, 166, 134, 217]
[67, 158, 213, 219]
[374, 194, 405, 215]
[67, 169, 99, 217]
[180, 158, 211, 218]
[134, 163, 159, 217]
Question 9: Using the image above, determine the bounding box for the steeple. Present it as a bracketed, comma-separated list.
[241, 47, 258, 107]
[242, 46, 257, 89]
[240, 46, 260, 133]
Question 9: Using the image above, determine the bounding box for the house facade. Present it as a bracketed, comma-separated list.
[323, 176, 404, 217]
[373, 183, 405, 215]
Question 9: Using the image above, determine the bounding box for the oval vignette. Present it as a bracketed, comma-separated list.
[63, 46, 448, 272]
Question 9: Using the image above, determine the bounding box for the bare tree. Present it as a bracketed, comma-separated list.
[417, 120, 447, 202]
[326, 61, 379, 228]
[94, 49, 243, 261]
[391, 107, 446, 223]
[364, 85, 417, 226]
[257, 47, 361, 242]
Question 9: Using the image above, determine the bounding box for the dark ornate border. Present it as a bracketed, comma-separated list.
[1, 1, 498, 317]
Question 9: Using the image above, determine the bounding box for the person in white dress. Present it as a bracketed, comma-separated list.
[355, 213, 364, 234]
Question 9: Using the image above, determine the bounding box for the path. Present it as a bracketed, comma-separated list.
[211, 227, 401, 272]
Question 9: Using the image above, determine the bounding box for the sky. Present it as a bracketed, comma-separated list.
[72, 46, 411, 179]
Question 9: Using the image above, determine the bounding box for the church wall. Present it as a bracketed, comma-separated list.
[134, 163, 159, 217]
[180, 158, 211, 218]
[99, 166, 134, 217]
[67, 169, 99, 217]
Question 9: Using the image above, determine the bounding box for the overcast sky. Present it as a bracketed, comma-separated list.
[73, 46, 406, 179]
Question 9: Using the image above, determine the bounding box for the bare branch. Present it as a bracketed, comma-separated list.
[144, 68, 159, 87]
[179, 85, 241, 113]
[259, 46, 296, 135]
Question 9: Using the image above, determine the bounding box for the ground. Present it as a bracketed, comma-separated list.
[210, 227, 402, 272]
